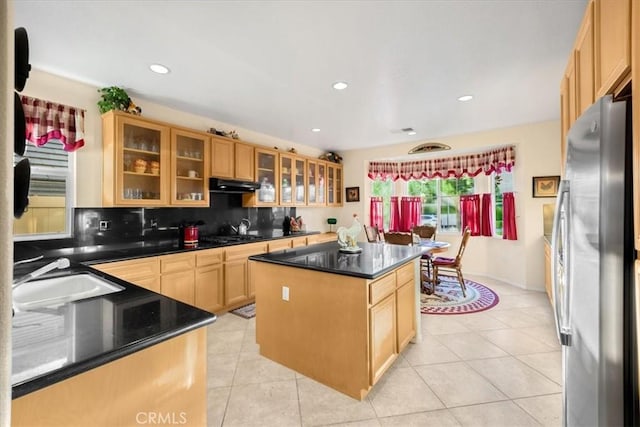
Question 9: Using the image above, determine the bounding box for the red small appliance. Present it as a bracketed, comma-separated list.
[183, 224, 199, 248]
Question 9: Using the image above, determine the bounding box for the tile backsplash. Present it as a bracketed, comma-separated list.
[74, 193, 295, 246]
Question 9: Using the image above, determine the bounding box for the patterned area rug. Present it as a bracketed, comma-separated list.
[421, 275, 499, 315]
[230, 303, 256, 319]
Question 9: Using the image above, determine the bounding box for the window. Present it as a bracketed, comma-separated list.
[370, 177, 393, 230]
[407, 177, 475, 232]
[492, 172, 514, 237]
[13, 140, 74, 239]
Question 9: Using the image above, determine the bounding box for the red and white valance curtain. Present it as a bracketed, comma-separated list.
[21, 95, 85, 152]
[367, 145, 515, 181]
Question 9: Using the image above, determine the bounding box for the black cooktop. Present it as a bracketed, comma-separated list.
[199, 234, 264, 245]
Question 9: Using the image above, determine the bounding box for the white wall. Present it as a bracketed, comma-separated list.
[338, 121, 561, 290]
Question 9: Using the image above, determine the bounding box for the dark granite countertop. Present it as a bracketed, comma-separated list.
[11, 231, 323, 398]
[249, 241, 424, 279]
[16, 231, 321, 265]
[11, 264, 215, 399]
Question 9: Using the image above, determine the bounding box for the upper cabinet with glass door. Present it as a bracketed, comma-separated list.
[326, 163, 343, 206]
[243, 147, 278, 207]
[307, 160, 326, 206]
[102, 111, 170, 207]
[170, 129, 210, 206]
[278, 153, 307, 206]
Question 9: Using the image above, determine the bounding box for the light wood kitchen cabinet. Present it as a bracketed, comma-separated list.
[369, 293, 397, 384]
[595, 0, 631, 97]
[195, 248, 224, 313]
[560, 59, 574, 176]
[210, 136, 234, 178]
[92, 257, 161, 293]
[575, 1, 595, 117]
[326, 163, 343, 206]
[307, 160, 327, 206]
[12, 329, 207, 427]
[224, 241, 268, 305]
[280, 154, 308, 206]
[306, 233, 337, 245]
[160, 253, 196, 305]
[102, 111, 170, 207]
[170, 128, 210, 206]
[210, 137, 255, 181]
[243, 148, 279, 207]
[395, 262, 416, 352]
[268, 238, 293, 252]
[291, 236, 308, 248]
[235, 141, 255, 181]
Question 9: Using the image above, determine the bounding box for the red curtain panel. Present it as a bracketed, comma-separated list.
[400, 196, 421, 232]
[389, 196, 400, 232]
[481, 193, 493, 236]
[502, 192, 518, 240]
[369, 197, 383, 230]
[460, 194, 480, 236]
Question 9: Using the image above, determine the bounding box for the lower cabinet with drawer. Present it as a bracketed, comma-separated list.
[160, 253, 196, 305]
[224, 241, 268, 306]
[92, 257, 161, 293]
[195, 248, 224, 313]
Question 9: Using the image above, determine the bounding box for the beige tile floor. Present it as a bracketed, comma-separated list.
[206, 274, 562, 427]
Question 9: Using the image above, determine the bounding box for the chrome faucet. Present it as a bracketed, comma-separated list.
[12, 257, 71, 290]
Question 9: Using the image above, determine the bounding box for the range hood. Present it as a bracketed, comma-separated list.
[209, 177, 261, 193]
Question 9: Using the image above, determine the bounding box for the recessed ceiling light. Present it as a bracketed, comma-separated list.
[311, 128, 321, 132]
[149, 64, 170, 74]
[332, 81, 348, 90]
[407, 131, 417, 136]
[457, 95, 473, 102]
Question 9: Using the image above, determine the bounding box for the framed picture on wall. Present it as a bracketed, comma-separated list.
[345, 186, 360, 202]
[532, 175, 560, 198]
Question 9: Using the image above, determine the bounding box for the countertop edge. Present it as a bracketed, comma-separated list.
[12, 315, 215, 400]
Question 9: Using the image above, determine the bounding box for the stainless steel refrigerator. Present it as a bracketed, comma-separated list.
[552, 94, 639, 426]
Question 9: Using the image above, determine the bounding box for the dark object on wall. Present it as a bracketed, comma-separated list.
[345, 187, 360, 202]
[282, 216, 291, 235]
[14, 158, 30, 218]
[532, 175, 560, 198]
[209, 177, 261, 193]
[14, 92, 25, 156]
[14, 27, 30, 91]
[14, 27, 31, 218]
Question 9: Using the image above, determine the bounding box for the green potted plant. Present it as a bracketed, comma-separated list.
[97, 86, 131, 114]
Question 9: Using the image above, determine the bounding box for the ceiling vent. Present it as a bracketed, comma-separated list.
[408, 142, 451, 155]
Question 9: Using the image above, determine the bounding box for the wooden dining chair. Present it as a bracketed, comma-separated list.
[383, 232, 414, 246]
[432, 227, 472, 297]
[363, 225, 380, 243]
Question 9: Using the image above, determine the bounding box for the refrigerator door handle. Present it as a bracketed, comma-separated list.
[551, 179, 571, 346]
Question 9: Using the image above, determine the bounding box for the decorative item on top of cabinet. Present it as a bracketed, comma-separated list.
[170, 128, 210, 206]
[102, 111, 170, 207]
[242, 147, 278, 207]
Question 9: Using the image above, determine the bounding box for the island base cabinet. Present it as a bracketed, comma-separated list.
[251, 259, 418, 400]
[396, 279, 416, 352]
[12, 328, 207, 427]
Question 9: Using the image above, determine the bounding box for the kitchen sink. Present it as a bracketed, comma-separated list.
[13, 273, 125, 310]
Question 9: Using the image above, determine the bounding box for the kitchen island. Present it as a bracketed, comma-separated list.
[248, 241, 424, 399]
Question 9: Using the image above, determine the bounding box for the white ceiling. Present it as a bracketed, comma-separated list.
[13, 0, 587, 152]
